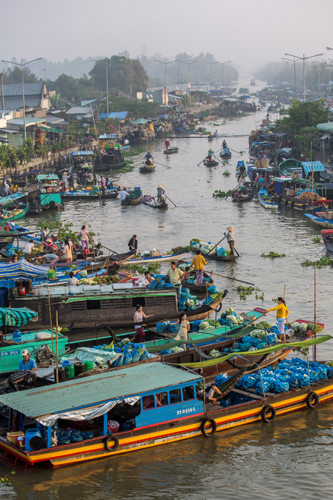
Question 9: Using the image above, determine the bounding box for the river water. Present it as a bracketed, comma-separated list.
[0, 105, 332, 499]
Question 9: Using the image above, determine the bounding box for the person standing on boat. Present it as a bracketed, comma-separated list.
[63, 238, 73, 263]
[164, 138, 170, 152]
[191, 249, 207, 285]
[222, 139, 227, 150]
[42, 226, 50, 241]
[157, 185, 165, 202]
[264, 297, 289, 342]
[4, 221, 12, 231]
[134, 304, 153, 342]
[225, 226, 235, 256]
[144, 151, 153, 166]
[80, 225, 89, 251]
[119, 188, 130, 203]
[128, 235, 138, 254]
[3, 179, 10, 196]
[100, 175, 106, 196]
[174, 312, 190, 344]
[207, 149, 214, 165]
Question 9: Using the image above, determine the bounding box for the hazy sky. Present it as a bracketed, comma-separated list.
[1, 0, 332, 72]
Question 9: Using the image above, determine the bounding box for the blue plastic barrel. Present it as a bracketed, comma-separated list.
[0, 287, 9, 307]
[25, 428, 42, 452]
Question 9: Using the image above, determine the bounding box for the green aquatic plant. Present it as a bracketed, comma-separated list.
[222, 170, 231, 177]
[213, 189, 234, 198]
[313, 236, 321, 243]
[260, 251, 286, 259]
[301, 256, 333, 268]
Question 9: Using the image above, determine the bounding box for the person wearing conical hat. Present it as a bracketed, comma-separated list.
[225, 226, 235, 256]
[157, 185, 165, 202]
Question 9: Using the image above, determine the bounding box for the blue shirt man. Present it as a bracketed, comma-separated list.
[19, 350, 37, 378]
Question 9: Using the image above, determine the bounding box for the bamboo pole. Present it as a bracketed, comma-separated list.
[55, 310, 59, 384]
[210, 271, 255, 286]
[314, 264, 317, 362]
[283, 284, 286, 300]
[47, 282, 54, 352]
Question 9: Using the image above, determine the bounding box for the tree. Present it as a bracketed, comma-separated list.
[275, 100, 329, 135]
[4, 66, 39, 84]
[89, 56, 148, 94]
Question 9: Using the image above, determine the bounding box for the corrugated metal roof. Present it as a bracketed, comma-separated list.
[7, 117, 45, 127]
[316, 122, 333, 133]
[0, 83, 44, 98]
[99, 111, 128, 120]
[98, 134, 118, 139]
[71, 150, 94, 156]
[0, 363, 201, 418]
[36, 174, 59, 181]
[301, 161, 326, 175]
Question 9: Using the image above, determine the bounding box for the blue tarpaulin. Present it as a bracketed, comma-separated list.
[71, 151, 94, 156]
[301, 161, 326, 176]
[0, 259, 48, 280]
[99, 112, 128, 120]
[98, 134, 118, 139]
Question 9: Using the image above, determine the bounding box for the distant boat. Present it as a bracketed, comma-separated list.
[139, 163, 156, 174]
[258, 188, 278, 209]
[142, 195, 168, 209]
[321, 229, 333, 253]
[164, 147, 179, 155]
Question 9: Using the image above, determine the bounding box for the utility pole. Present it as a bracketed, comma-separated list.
[0, 74, 4, 110]
[284, 52, 323, 101]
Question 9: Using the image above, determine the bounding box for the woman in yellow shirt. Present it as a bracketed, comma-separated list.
[265, 297, 289, 342]
[191, 250, 207, 285]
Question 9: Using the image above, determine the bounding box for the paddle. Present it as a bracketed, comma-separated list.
[164, 194, 177, 207]
[154, 160, 170, 168]
[212, 154, 221, 164]
[205, 235, 226, 257]
[197, 159, 204, 166]
[234, 247, 240, 257]
[209, 270, 254, 286]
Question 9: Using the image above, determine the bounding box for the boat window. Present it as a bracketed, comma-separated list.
[169, 389, 181, 404]
[142, 395, 155, 409]
[86, 300, 102, 310]
[183, 386, 194, 401]
[156, 392, 168, 407]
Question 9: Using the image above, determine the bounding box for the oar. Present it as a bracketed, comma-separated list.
[210, 270, 254, 286]
[234, 247, 240, 257]
[197, 159, 204, 166]
[212, 154, 221, 164]
[164, 194, 177, 207]
[205, 235, 226, 257]
[154, 160, 170, 168]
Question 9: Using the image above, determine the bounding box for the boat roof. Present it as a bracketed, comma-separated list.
[0, 363, 202, 418]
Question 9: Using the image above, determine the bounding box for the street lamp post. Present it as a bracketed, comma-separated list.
[281, 56, 299, 96]
[1, 57, 42, 141]
[179, 59, 198, 106]
[154, 60, 175, 112]
[284, 52, 323, 101]
[221, 60, 231, 89]
[205, 61, 220, 94]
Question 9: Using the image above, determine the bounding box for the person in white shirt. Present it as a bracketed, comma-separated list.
[119, 189, 130, 202]
[23, 240, 34, 254]
[67, 272, 79, 286]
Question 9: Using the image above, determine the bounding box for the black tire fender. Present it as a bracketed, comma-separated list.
[216, 303, 223, 313]
[105, 434, 119, 452]
[305, 391, 319, 408]
[200, 418, 217, 437]
[261, 405, 276, 422]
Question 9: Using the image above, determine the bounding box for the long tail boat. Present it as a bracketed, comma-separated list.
[0, 335, 331, 468]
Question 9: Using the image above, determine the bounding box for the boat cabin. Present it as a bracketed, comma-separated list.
[0, 363, 203, 466]
[36, 174, 61, 209]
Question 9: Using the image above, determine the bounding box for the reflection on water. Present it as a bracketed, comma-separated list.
[1, 109, 333, 498]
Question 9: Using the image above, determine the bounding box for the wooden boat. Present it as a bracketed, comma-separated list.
[183, 270, 214, 295]
[203, 253, 237, 262]
[203, 158, 219, 167]
[126, 251, 189, 265]
[0, 193, 28, 209]
[305, 211, 333, 229]
[0, 339, 331, 468]
[232, 185, 253, 203]
[121, 189, 142, 206]
[62, 188, 118, 200]
[190, 240, 236, 262]
[139, 163, 156, 174]
[220, 149, 231, 160]
[0, 206, 27, 222]
[11, 284, 224, 330]
[321, 229, 333, 253]
[258, 188, 278, 209]
[142, 195, 168, 209]
[164, 147, 179, 155]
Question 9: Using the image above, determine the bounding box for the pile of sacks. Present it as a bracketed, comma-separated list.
[236, 358, 333, 395]
[93, 339, 156, 367]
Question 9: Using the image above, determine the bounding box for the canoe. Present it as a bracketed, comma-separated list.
[121, 190, 143, 205]
[258, 188, 278, 209]
[0, 206, 28, 222]
[203, 253, 237, 262]
[321, 229, 333, 253]
[0, 340, 331, 467]
[203, 159, 219, 167]
[126, 251, 188, 265]
[142, 195, 168, 209]
[305, 212, 333, 229]
[62, 188, 118, 200]
[139, 163, 156, 173]
[220, 150, 232, 159]
[0, 193, 27, 208]
[232, 186, 253, 202]
[164, 147, 179, 154]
